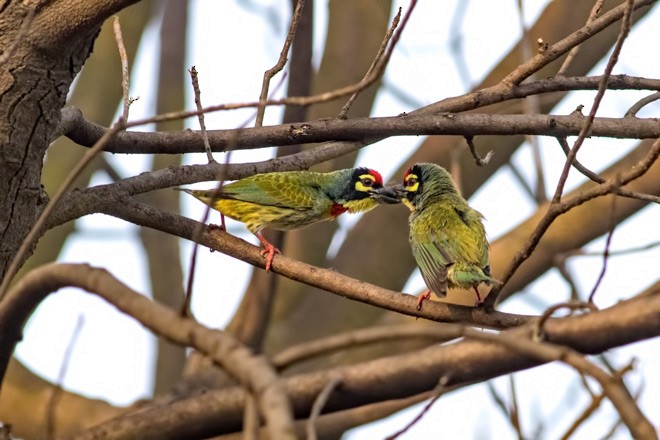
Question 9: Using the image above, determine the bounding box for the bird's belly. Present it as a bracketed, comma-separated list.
[217, 200, 325, 232]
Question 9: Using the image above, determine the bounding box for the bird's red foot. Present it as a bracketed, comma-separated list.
[416, 290, 431, 311]
[255, 233, 281, 271]
[473, 287, 483, 307]
[209, 214, 227, 231]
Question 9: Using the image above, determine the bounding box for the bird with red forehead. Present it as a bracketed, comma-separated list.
[176, 167, 399, 271]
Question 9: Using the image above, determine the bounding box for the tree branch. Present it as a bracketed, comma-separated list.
[73, 287, 660, 439]
[61, 108, 660, 154]
[0, 263, 295, 439]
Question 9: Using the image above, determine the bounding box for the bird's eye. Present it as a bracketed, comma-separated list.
[405, 177, 417, 187]
[360, 178, 374, 187]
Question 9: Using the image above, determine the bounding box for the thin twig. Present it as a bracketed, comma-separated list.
[465, 135, 494, 166]
[516, 0, 547, 204]
[560, 361, 635, 440]
[189, 66, 215, 163]
[255, 0, 306, 127]
[625, 91, 660, 117]
[273, 324, 463, 370]
[0, 0, 36, 67]
[564, 240, 660, 258]
[553, 253, 582, 300]
[339, 0, 417, 119]
[501, 0, 649, 86]
[448, 0, 472, 90]
[46, 315, 84, 440]
[463, 329, 656, 440]
[306, 376, 342, 440]
[509, 375, 524, 440]
[552, 0, 635, 204]
[588, 196, 617, 304]
[338, 7, 402, 119]
[556, 137, 660, 204]
[534, 302, 597, 342]
[556, 0, 605, 77]
[486, 126, 660, 309]
[385, 375, 450, 440]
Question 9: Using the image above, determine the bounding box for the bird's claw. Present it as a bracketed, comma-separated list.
[208, 223, 226, 231]
[416, 290, 431, 311]
[260, 244, 281, 272]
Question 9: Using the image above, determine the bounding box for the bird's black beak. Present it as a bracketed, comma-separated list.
[369, 185, 402, 204]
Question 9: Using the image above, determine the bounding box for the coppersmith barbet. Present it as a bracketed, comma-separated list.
[394, 163, 499, 308]
[176, 167, 399, 271]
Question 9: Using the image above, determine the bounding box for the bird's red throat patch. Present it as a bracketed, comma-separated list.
[330, 202, 349, 217]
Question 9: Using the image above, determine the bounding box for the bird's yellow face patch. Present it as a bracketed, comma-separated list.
[403, 173, 420, 193]
[354, 173, 378, 193]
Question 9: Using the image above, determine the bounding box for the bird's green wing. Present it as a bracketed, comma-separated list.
[410, 201, 492, 295]
[409, 225, 451, 297]
[215, 172, 328, 210]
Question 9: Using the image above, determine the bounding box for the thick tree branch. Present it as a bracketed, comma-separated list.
[73, 285, 660, 439]
[60, 74, 660, 153]
[57, 194, 532, 329]
[0, 263, 295, 440]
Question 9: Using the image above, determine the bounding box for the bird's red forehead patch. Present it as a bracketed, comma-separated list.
[368, 169, 383, 185]
[403, 167, 413, 179]
[330, 202, 349, 217]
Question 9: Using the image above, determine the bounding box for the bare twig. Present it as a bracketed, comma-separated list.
[556, 137, 660, 204]
[516, 0, 546, 204]
[564, 240, 660, 258]
[588, 197, 617, 304]
[560, 361, 635, 440]
[0, 0, 36, 67]
[338, 7, 402, 119]
[465, 135, 494, 166]
[625, 91, 660, 117]
[385, 375, 450, 440]
[487, 377, 525, 440]
[556, 0, 606, 77]
[189, 66, 215, 163]
[46, 315, 84, 440]
[273, 324, 463, 370]
[462, 329, 656, 440]
[486, 136, 660, 308]
[533, 301, 597, 342]
[501, 0, 649, 86]
[553, 0, 635, 204]
[553, 253, 582, 300]
[307, 376, 342, 440]
[255, 0, 306, 127]
[448, 0, 472, 90]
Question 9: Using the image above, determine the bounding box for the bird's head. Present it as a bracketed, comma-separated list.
[333, 167, 400, 213]
[398, 163, 459, 211]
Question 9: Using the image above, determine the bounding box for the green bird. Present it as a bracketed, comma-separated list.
[395, 163, 499, 308]
[176, 167, 399, 271]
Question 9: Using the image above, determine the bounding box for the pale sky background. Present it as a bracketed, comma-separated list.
[15, 1, 660, 438]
